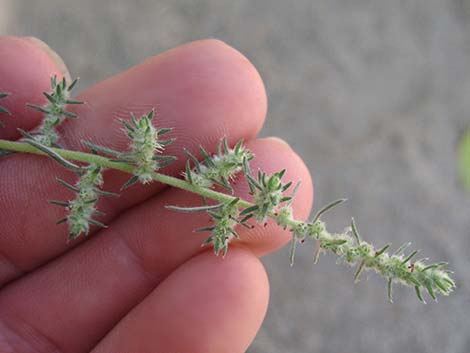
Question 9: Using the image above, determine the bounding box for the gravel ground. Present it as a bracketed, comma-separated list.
[2, 0, 469, 352]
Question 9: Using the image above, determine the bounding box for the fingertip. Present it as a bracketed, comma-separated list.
[151, 38, 268, 133]
[22, 37, 71, 82]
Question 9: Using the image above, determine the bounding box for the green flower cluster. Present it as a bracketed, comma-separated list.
[83, 110, 176, 189]
[122, 110, 175, 185]
[277, 209, 455, 302]
[27, 76, 82, 146]
[168, 197, 250, 256]
[241, 168, 297, 222]
[184, 138, 253, 192]
[51, 165, 117, 240]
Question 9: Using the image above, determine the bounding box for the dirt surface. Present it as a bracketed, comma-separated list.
[2, 1, 469, 352]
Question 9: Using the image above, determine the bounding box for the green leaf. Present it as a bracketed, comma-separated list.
[67, 77, 79, 91]
[49, 200, 70, 207]
[184, 148, 201, 172]
[56, 178, 80, 192]
[82, 141, 122, 156]
[353, 260, 365, 283]
[194, 226, 215, 232]
[240, 205, 258, 215]
[65, 99, 84, 105]
[94, 189, 120, 198]
[374, 244, 391, 257]
[312, 198, 347, 224]
[401, 250, 419, 264]
[88, 219, 108, 229]
[27, 103, 51, 114]
[22, 135, 83, 172]
[415, 286, 426, 303]
[121, 175, 139, 190]
[166, 204, 223, 213]
[350, 217, 361, 244]
[0, 106, 10, 115]
[458, 129, 470, 191]
[289, 238, 297, 266]
[387, 278, 393, 303]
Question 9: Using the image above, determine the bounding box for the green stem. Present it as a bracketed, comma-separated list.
[0, 139, 254, 208]
[0, 139, 456, 301]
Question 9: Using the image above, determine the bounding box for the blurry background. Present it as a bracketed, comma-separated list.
[1, 0, 469, 352]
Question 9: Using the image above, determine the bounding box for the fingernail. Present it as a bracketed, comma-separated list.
[23, 37, 71, 82]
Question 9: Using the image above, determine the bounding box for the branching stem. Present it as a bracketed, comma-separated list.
[0, 139, 254, 207]
[0, 139, 304, 225]
[0, 138, 455, 302]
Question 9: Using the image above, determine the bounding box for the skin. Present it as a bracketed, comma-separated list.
[0, 37, 313, 353]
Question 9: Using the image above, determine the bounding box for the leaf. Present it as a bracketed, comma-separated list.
[354, 260, 365, 283]
[0, 106, 10, 115]
[289, 238, 297, 266]
[350, 217, 361, 245]
[22, 135, 83, 172]
[240, 205, 258, 215]
[121, 175, 139, 190]
[165, 204, 223, 213]
[88, 219, 108, 229]
[82, 141, 123, 157]
[374, 244, 391, 257]
[458, 128, 470, 191]
[312, 198, 347, 224]
[401, 250, 419, 265]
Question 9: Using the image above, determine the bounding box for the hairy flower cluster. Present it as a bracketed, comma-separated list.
[183, 138, 253, 192]
[273, 204, 455, 302]
[0, 92, 10, 127]
[122, 110, 175, 184]
[242, 168, 296, 222]
[27, 76, 82, 146]
[168, 197, 249, 256]
[52, 164, 117, 240]
[83, 110, 176, 189]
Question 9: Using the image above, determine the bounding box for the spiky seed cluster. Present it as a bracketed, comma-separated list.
[83, 110, 176, 189]
[27, 76, 82, 146]
[123, 110, 174, 184]
[184, 138, 253, 192]
[273, 200, 456, 302]
[242, 168, 297, 223]
[168, 197, 251, 256]
[0, 92, 10, 127]
[51, 164, 117, 240]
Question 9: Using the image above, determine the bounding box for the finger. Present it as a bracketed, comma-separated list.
[92, 248, 268, 353]
[0, 36, 70, 140]
[0, 39, 267, 285]
[0, 137, 312, 353]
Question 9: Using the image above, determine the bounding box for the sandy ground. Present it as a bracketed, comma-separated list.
[2, 1, 469, 352]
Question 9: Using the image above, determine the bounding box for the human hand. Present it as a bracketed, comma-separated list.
[0, 37, 313, 353]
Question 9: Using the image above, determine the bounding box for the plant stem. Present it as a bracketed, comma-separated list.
[0, 139, 254, 207]
[0, 139, 456, 301]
